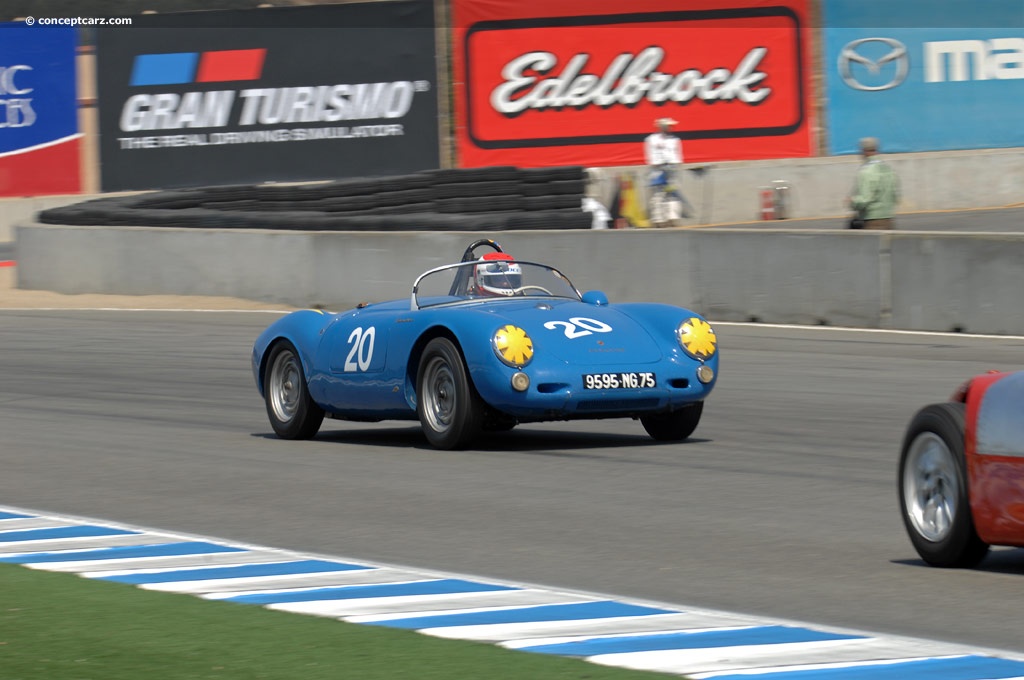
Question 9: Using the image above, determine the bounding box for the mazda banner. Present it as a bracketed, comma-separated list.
[823, 0, 1024, 153]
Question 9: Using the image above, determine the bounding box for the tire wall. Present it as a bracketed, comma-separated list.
[17, 224, 1024, 335]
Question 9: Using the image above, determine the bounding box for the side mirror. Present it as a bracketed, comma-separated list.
[582, 290, 609, 306]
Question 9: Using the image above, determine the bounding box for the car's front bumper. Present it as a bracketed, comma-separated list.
[471, 355, 717, 421]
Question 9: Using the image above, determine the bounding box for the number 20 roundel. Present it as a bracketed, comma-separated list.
[451, 0, 814, 168]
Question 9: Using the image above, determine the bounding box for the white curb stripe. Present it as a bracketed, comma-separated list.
[588, 638, 959, 675]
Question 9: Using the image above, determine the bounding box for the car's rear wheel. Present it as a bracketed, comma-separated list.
[899, 402, 989, 568]
[641, 401, 703, 441]
[264, 340, 324, 440]
[416, 338, 482, 449]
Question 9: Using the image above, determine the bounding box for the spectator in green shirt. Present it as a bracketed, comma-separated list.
[849, 137, 900, 230]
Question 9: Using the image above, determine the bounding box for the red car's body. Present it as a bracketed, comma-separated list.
[900, 371, 1024, 567]
[964, 372, 1024, 547]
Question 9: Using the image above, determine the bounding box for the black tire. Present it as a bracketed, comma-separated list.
[522, 194, 582, 211]
[898, 402, 989, 568]
[432, 180, 522, 199]
[263, 340, 324, 440]
[641, 402, 703, 441]
[416, 338, 483, 449]
[374, 188, 433, 207]
[374, 202, 437, 215]
[520, 166, 586, 183]
[435, 195, 525, 213]
[321, 178, 380, 197]
[429, 166, 520, 183]
[521, 179, 586, 197]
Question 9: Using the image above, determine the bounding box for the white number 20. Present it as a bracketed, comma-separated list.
[543, 317, 613, 339]
[344, 326, 376, 372]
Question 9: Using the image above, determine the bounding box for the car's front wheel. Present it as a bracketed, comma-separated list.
[264, 340, 324, 440]
[899, 402, 989, 568]
[641, 401, 703, 441]
[416, 338, 482, 449]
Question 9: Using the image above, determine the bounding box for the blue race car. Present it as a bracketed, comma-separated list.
[253, 239, 718, 449]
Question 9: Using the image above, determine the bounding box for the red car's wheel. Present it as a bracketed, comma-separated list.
[898, 402, 989, 568]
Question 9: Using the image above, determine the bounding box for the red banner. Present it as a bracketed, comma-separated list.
[451, 0, 815, 168]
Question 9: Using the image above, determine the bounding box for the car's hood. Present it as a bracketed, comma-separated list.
[469, 299, 664, 365]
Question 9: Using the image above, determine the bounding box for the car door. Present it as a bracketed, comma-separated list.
[311, 308, 393, 413]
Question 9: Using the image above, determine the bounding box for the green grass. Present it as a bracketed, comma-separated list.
[0, 563, 684, 680]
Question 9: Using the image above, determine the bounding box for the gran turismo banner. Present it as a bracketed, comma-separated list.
[0, 22, 81, 196]
[823, 0, 1024, 154]
[451, 0, 815, 168]
[96, 1, 439, 191]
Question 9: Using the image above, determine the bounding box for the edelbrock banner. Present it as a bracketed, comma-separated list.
[451, 0, 815, 168]
[0, 22, 81, 196]
[97, 1, 438, 190]
[823, 0, 1024, 154]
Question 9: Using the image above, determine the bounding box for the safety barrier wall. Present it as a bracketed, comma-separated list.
[17, 223, 1024, 334]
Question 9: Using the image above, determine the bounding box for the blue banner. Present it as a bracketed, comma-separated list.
[0, 22, 80, 195]
[0, 23, 78, 154]
[822, 0, 1024, 154]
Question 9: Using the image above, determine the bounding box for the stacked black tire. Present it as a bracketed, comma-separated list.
[40, 166, 592, 232]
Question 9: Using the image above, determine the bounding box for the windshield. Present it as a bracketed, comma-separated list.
[412, 261, 581, 309]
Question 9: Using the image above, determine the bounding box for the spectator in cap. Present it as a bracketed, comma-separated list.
[644, 117, 693, 225]
[848, 136, 900, 229]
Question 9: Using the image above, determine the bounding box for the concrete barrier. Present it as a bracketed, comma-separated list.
[889, 233, 1024, 335]
[17, 223, 1024, 335]
[0, 195, 97, 243]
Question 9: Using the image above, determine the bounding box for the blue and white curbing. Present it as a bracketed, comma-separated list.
[3, 505, 1024, 679]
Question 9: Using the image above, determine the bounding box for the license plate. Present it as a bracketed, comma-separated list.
[582, 372, 656, 390]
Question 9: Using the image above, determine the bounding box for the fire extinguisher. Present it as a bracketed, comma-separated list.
[759, 187, 774, 220]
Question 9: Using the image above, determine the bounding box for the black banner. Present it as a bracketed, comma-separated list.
[97, 1, 439, 191]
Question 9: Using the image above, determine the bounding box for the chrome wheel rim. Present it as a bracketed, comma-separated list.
[269, 349, 302, 423]
[904, 431, 961, 542]
[421, 356, 456, 433]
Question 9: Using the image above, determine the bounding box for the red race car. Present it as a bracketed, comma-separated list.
[899, 371, 1024, 567]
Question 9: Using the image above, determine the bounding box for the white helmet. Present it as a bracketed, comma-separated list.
[474, 253, 522, 296]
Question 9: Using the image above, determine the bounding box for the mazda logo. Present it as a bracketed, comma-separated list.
[838, 38, 909, 91]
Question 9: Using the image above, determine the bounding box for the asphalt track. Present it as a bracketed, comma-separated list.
[1, 310, 1023, 657]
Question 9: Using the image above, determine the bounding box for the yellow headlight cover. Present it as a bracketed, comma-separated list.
[679, 317, 717, 359]
[493, 324, 534, 367]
